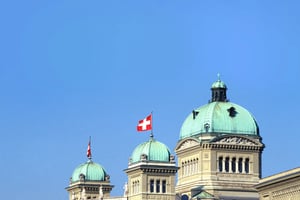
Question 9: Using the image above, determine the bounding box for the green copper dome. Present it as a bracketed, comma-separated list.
[211, 79, 227, 89]
[180, 77, 259, 140]
[130, 137, 171, 164]
[180, 102, 259, 139]
[71, 160, 108, 182]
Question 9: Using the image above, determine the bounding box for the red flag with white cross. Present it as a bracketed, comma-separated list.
[137, 114, 152, 132]
[87, 139, 92, 159]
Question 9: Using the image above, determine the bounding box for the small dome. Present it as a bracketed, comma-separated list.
[180, 101, 259, 140]
[71, 160, 108, 182]
[130, 137, 171, 164]
[211, 79, 227, 89]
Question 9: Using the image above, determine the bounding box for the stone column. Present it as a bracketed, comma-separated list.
[242, 159, 246, 173]
[229, 157, 232, 173]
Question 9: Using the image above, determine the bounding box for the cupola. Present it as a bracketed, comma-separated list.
[211, 74, 227, 102]
[129, 135, 174, 165]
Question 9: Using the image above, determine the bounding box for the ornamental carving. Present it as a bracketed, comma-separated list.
[177, 139, 199, 151]
[215, 136, 256, 146]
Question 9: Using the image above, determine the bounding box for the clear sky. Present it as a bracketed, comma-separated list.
[1, 1, 300, 199]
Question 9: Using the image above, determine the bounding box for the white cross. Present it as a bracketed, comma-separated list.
[139, 118, 151, 130]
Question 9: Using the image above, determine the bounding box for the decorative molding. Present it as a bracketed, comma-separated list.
[177, 139, 199, 151]
[272, 184, 300, 197]
[214, 136, 257, 146]
[141, 168, 178, 174]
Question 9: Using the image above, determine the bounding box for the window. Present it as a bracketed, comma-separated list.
[132, 180, 139, 194]
[225, 157, 229, 172]
[238, 158, 243, 173]
[232, 157, 236, 172]
[156, 180, 160, 193]
[245, 158, 249, 173]
[150, 179, 154, 192]
[162, 180, 166, 193]
[132, 181, 135, 194]
[219, 157, 223, 172]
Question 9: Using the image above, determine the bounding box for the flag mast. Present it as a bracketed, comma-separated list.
[150, 111, 154, 138]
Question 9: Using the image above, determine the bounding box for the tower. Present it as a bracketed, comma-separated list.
[125, 135, 178, 200]
[175, 78, 264, 199]
[66, 142, 113, 200]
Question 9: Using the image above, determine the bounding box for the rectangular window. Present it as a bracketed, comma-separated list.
[162, 180, 166, 193]
[156, 180, 160, 193]
[150, 179, 154, 192]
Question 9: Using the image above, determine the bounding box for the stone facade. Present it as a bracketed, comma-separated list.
[175, 135, 264, 199]
[66, 180, 113, 200]
[255, 167, 300, 200]
[125, 161, 178, 200]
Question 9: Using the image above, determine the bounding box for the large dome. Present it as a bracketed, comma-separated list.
[130, 137, 171, 164]
[180, 101, 259, 139]
[180, 78, 259, 140]
[71, 160, 108, 182]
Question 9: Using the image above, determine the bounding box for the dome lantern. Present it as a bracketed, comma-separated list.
[211, 74, 227, 102]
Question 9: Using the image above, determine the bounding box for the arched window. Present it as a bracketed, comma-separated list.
[218, 157, 223, 172]
[245, 158, 249, 173]
[132, 181, 135, 194]
[232, 157, 236, 172]
[192, 159, 195, 174]
[225, 157, 230, 172]
[238, 158, 243, 173]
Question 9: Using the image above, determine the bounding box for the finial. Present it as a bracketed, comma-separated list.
[217, 73, 221, 81]
[150, 132, 154, 139]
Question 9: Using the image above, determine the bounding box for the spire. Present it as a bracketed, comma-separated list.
[210, 74, 228, 102]
[217, 73, 221, 81]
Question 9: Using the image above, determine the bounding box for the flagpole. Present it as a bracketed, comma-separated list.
[150, 111, 153, 138]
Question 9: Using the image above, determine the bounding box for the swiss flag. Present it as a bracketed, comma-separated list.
[137, 114, 152, 131]
[87, 141, 92, 158]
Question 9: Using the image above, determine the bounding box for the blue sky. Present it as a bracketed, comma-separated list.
[1, 1, 300, 199]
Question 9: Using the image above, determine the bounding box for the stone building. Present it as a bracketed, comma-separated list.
[174, 78, 264, 199]
[255, 167, 300, 200]
[125, 135, 178, 199]
[66, 77, 300, 200]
